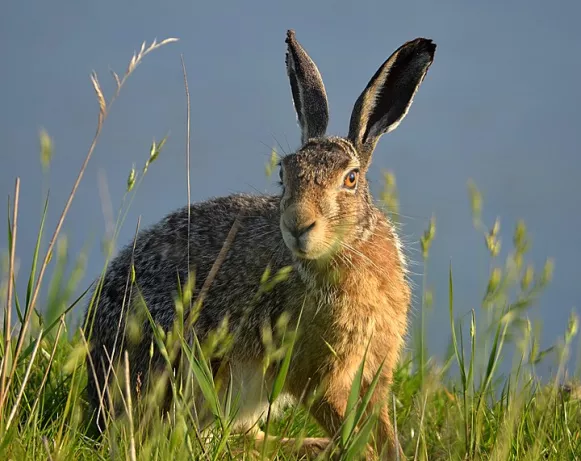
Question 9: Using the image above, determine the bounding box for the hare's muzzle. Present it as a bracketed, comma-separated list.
[281, 219, 317, 255]
[280, 205, 327, 259]
[290, 221, 316, 250]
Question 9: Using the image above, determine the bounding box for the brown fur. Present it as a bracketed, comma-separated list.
[283, 201, 410, 459]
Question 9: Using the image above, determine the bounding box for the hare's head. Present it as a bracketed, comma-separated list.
[279, 30, 435, 261]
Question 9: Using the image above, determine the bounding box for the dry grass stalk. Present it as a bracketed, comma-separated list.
[2, 37, 179, 410]
[0, 178, 20, 416]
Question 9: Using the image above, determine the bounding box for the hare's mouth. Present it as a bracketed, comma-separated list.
[280, 220, 330, 260]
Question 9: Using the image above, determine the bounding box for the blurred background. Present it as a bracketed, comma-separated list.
[0, 0, 579, 377]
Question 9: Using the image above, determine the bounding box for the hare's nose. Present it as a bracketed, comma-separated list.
[290, 221, 316, 240]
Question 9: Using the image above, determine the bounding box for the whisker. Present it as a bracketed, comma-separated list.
[338, 242, 383, 273]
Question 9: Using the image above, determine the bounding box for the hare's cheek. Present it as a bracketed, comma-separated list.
[318, 191, 339, 221]
[336, 199, 354, 221]
[327, 199, 339, 219]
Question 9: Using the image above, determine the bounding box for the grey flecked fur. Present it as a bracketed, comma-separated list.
[84, 30, 436, 448]
[84, 195, 294, 418]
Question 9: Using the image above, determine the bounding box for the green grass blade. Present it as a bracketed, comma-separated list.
[26, 194, 49, 310]
[344, 411, 378, 460]
[269, 332, 293, 404]
[270, 304, 304, 404]
[352, 359, 385, 435]
[448, 262, 466, 387]
[5, 200, 23, 323]
[342, 342, 370, 446]
[189, 357, 220, 419]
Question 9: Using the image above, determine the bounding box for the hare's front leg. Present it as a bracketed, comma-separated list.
[308, 376, 405, 461]
[304, 379, 353, 458]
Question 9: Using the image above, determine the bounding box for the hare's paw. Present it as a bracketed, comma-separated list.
[296, 437, 332, 459]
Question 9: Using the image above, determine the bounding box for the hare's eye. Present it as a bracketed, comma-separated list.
[343, 169, 359, 190]
[278, 167, 284, 184]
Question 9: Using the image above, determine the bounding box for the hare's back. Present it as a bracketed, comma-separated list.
[91, 193, 289, 343]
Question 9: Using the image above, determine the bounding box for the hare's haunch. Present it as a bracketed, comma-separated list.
[84, 29, 436, 460]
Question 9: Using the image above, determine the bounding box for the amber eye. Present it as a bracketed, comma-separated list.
[343, 169, 359, 190]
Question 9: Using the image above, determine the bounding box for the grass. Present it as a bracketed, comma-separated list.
[1, 37, 581, 461]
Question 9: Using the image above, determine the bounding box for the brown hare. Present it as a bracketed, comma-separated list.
[84, 29, 436, 460]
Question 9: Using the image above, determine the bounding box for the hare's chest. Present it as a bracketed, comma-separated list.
[301, 290, 378, 350]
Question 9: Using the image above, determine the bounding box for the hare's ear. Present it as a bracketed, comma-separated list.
[348, 38, 436, 168]
[285, 30, 329, 145]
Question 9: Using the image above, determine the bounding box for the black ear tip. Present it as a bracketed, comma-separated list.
[286, 29, 296, 45]
[412, 38, 437, 58]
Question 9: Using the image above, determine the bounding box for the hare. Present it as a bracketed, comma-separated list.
[84, 29, 436, 459]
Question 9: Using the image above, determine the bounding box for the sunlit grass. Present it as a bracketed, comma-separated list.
[1, 37, 580, 461]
